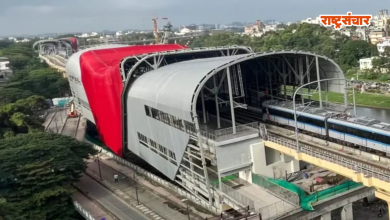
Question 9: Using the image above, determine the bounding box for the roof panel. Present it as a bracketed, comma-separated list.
[128, 54, 250, 121]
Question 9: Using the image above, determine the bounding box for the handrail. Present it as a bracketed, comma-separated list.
[220, 182, 255, 209]
[187, 122, 259, 142]
[263, 125, 390, 183]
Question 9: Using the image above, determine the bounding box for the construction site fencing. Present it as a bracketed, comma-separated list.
[252, 173, 300, 207]
[220, 182, 255, 209]
[91, 144, 220, 215]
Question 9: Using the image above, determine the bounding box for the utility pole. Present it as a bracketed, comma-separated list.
[134, 172, 139, 204]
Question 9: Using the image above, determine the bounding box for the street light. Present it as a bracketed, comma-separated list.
[181, 199, 190, 220]
[133, 172, 139, 205]
[293, 78, 347, 152]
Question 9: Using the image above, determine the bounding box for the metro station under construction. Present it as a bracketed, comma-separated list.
[49, 41, 390, 220]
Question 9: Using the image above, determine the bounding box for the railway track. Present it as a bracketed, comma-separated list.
[216, 107, 390, 183]
[61, 116, 81, 138]
[44, 110, 58, 132]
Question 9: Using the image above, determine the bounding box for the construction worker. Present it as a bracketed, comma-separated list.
[114, 174, 119, 183]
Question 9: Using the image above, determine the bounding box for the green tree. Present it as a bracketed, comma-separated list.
[0, 133, 96, 220]
[0, 95, 48, 138]
[338, 40, 378, 67]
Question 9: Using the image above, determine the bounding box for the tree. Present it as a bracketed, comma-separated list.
[338, 40, 378, 67]
[0, 95, 48, 138]
[189, 23, 376, 71]
[0, 88, 34, 105]
[0, 133, 96, 220]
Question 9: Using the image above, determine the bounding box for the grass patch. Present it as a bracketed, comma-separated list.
[282, 86, 390, 109]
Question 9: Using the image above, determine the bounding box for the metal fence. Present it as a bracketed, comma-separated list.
[73, 201, 96, 220]
[215, 122, 259, 142]
[220, 182, 255, 210]
[187, 122, 259, 142]
[258, 200, 297, 220]
[252, 174, 300, 206]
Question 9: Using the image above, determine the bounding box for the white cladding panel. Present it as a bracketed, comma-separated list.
[127, 55, 249, 179]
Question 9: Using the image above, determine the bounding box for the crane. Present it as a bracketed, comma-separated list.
[152, 15, 168, 44]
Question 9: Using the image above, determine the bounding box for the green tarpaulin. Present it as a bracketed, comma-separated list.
[253, 174, 362, 210]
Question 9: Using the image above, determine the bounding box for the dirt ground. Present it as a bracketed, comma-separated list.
[329, 200, 388, 220]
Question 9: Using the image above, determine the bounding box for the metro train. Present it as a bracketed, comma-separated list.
[262, 100, 390, 155]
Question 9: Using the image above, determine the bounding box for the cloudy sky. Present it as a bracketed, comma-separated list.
[0, 0, 388, 36]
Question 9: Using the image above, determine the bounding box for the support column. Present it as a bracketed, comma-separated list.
[299, 57, 304, 104]
[213, 75, 221, 128]
[325, 81, 329, 104]
[344, 79, 348, 108]
[201, 89, 207, 123]
[340, 203, 353, 220]
[320, 212, 331, 220]
[268, 61, 273, 99]
[315, 56, 323, 108]
[306, 56, 311, 101]
[226, 67, 236, 134]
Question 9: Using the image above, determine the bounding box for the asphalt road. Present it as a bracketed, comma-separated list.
[76, 174, 149, 220]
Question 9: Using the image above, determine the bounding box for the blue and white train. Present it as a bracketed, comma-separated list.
[262, 100, 390, 155]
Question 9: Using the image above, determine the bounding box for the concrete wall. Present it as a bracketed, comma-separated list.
[215, 138, 259, 175]
[250, 141, 300, 179]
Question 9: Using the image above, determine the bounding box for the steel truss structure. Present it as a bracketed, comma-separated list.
[120, 48, 345, 211]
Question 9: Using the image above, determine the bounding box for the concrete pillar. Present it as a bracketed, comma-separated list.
[320, 212, 331, 220]
[340, 203, 353, 220]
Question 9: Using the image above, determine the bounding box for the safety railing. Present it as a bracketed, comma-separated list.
[214, 122, 259, 142]
[73, 201, 96, 220]
[186, 122, 259, 142]
[220, 182, 255, 209]
[263, 125, 390, 184]
[252, 174, 300, 206]
[258, 200, 296, 220]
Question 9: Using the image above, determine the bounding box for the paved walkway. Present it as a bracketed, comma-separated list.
[88, 158, 209, 220]
[76, 174, 149, 220]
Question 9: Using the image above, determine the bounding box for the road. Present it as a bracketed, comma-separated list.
[88, 158, 201, 220]
[61, 117, 79, 137]
[44, 108, 68, 133]
[76, 173, 149, 220]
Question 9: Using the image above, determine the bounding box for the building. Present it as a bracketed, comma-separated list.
[66, 44, 347, 215]
[371, 9, 389, 30]
[0, 57, 12, 85]
[301, 17, 322, 25]
[359, 57, 376, 70]
[377, 37, 390, 54]
[369, 29, 386, 44]
[244, 20, 266, 36]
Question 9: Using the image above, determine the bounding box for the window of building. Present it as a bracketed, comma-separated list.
[145, 106, 150, 116]
[169, 150, 176, 160]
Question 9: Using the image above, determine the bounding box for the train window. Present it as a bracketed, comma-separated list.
[297, 116, 324, 128]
